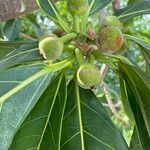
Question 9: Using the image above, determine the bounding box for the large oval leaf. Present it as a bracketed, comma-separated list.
[0, 64, 52, 150]
[61, 80, 128, 149]
[118, 62, 150, 138]
[9, 74, 67, 149]
[120, 78, 150, 149]
[114, 1, 150, 21]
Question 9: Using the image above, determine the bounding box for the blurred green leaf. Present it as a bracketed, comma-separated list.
[0, 41, 27, 48]
[25, 14, 44, 38]
[128, 0, 143, 5]
[89, 0, 113, 15]
[130, 127, 142, 150]
[114, 1, 150, 21]
[3, 19, 22, 41]
[124, 34, 150, 75]
[61, 80, 128, 149]
[36, 0, 70, 32]
[36, 0, 57, 21]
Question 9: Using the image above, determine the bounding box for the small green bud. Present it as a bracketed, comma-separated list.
[39, 36, 64, 61]
[103, 16, 123, 29]
[77, 64, 101, 89]
[67, 0, 88, 15]
[98, 26, 123, 53]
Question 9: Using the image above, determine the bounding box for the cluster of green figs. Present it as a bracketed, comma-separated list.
[39, 0, 124, 89]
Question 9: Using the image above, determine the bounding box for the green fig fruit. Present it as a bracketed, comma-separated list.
[67, 0, 88, 15]
[39, 36, 64, 61]
[104, 16, 123, 29]
[98, 26, 123, 53]
[77, 64, 101, 89]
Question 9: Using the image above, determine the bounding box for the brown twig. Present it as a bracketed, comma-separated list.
[103, 81, 128, 125]
[100, 64, 108, 84]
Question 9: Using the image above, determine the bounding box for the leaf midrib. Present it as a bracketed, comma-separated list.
[76, 84, 85, 150]
[36, 75, 63, 150]
[119, 9, 150, 19]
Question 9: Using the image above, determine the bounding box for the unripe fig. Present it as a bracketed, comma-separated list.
[104, 16, 123, 29]
[77, 64, 101, 89]
[39, 36, 64, 61]
[98, 27, 123, 53]
[67, 0, 88, 15]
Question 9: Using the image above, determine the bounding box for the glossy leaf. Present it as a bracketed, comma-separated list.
[118, 62, 150, 138]
[3, 19, 22, 41]
[10, 74, 67, 150]
[114, 1, 150, 21]
[0, 64, 52, 150]
[89, 0, 113, 15]
[0, 41, 42, 71]
[36, 0, 58, 21]
[36, 0, 70, 33]
[121, 78, 150, 149]
[61, 80, 129, 149]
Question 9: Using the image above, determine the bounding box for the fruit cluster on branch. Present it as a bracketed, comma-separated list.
[38, 1, 124, 89]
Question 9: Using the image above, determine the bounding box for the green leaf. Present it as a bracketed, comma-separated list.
[0, 41, 27, 48]
[89, 0, 113, 15]
[61, 80, 129, 149]
[0, 46, 15, 59]
[0, 40, 30, 59]
[9, 74, 67, 149]
[119, 78, 134, 123]
[3, 19, 22, 41]
[94, 52, 150, 149]
[122, 79, 150, 149]
[0, 41, 42, 71]
[25, 14, 44, 38]
[0, 64, 52, 150]
[130, 128, 142, 150]
[128, 0, 143, 5]
[0, 58, 74, 106]
[36, 0, 70, 33]
[118, 62, 150, 138]
[114, 1, 150, 21]
[36, 0, 57, 21]
[124, 34, 150, 75]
